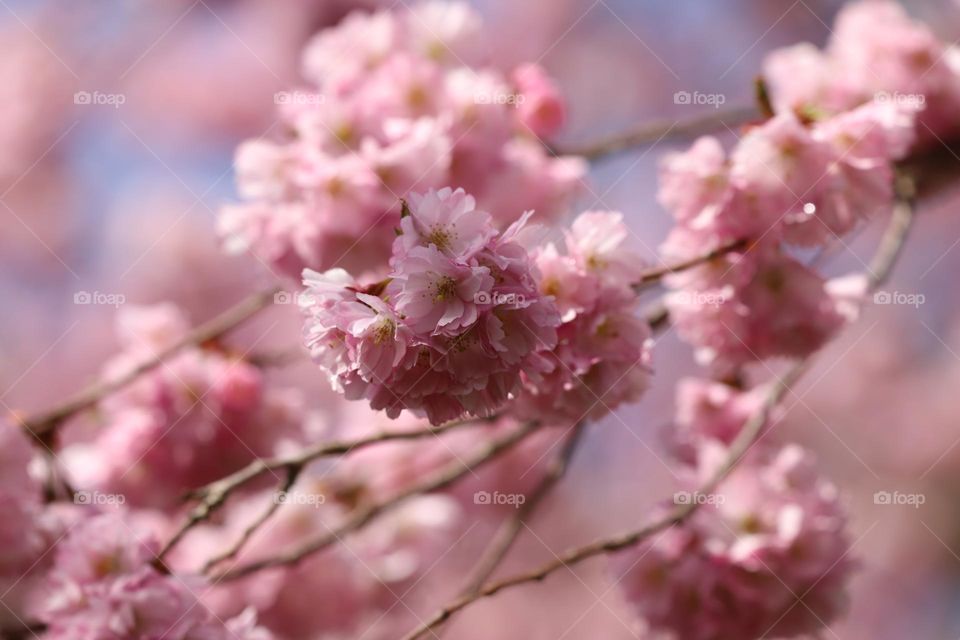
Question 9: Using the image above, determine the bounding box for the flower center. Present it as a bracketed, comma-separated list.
[432, 276, 458, 302]
[372, 317, 395, 344]
[425, 225, 454, 252]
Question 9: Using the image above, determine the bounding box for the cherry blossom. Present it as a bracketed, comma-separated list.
[301, 187, 559, 425]
[220, 1, 585, 279]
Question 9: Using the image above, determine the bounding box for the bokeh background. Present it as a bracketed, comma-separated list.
[2, 0, 960, 637]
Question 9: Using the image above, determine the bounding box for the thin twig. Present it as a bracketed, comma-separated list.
[158, 415, 492, 560]
[633, 239, 748, 290]
[556, 105, 758, 160]
[400, 183, 917, 640]
[19, 286, 282, 445]
[213, 420, 542, 582]
[867, 174, 915, 289]
[458, 421, 587, 597]
[201, 465, 300, 574]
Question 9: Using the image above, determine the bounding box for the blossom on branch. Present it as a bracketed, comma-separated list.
[301, 187, 560, 425]
[219, 1, 586, 279]
[613, 381, 853, 640]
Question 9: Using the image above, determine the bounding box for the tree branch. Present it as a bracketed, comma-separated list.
[633, 238, 748, 290]
[157, 415, 493, 561]
[458, 421, 587, 597]
[212, 420, 542, 582]
[200, 465, 300, 574]
[556, 105, 758, 160]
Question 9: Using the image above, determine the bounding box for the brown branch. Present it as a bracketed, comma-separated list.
[201, 465, 300, 574]
[458, 421, 587, 597]
[633, 238, 748, 290]
[400, 183, 917, 640]
[212, 420, 542, 582]
[158, 415, 492, 561]
[556, 105, 758, 160]
[18, 286, 282, 446]
[867, 174, 915, 289]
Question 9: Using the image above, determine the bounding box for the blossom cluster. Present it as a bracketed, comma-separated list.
[764, 0, 960, 144]
[219, 1, 586, 279]
[613, 379, 853, 640]
[660, 99, 915, 372]
[39, 513, 273, 640]
[300, 187, 560, 425]
[63, 303, 306, 509]
[512, 211, 654, 423]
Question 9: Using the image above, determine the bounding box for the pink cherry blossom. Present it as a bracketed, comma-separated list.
[221, 1, 584, 279]
[665, 247, 848, 371]
[513, 211, 653, 424]
[394, 187, 495, 261]
[512, 63, 567, 139]
[63, 304, 306, 509]
[388, 246, 493, 336]
[763, 0, 960, 144]
[612, 442, 853, 640]
[41, 513, 274, 640]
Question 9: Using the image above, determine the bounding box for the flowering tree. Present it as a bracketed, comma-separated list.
[3, 1, 958, 638]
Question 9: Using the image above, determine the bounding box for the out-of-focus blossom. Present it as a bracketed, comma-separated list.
[512, 63, 568, 139]
[665, 377, 769, 465]
[220, 1, 586, 278]
[665, 246, 850, 372]
[614, 420, 853, 640]
[763, 0, 960, 144]
[62, 303, 306, 509]
[41, 512, 273, 640]
[514, 211, 653, 424]
[194, 482, 460, 639]
[658, 100, 914, 372]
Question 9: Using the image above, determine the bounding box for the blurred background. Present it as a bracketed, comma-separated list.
[2, 0, 960, 637]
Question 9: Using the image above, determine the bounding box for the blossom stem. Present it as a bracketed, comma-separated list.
[555, 105, 758, 160]
[633, 238, 748, 289]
